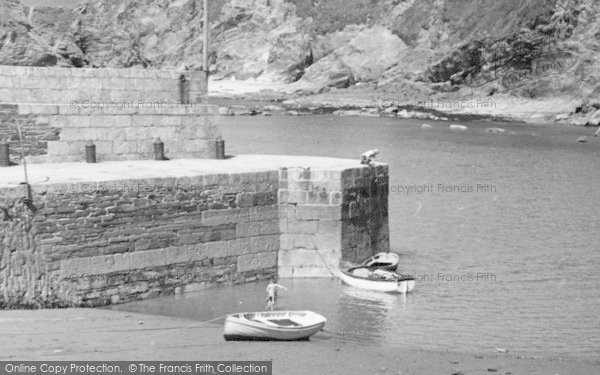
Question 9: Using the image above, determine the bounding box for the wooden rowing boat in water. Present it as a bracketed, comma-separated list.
[224, 310, 326, 341]
[359, 252, 400, 271]
[340, 267, 416, 293]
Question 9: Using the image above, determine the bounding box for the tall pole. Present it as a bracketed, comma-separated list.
[203, 0, 209, 77]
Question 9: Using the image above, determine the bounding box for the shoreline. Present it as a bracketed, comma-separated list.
[1, 308, 598, 374]
[208, 78, 598, 127]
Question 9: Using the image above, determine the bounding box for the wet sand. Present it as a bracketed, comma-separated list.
[1, 308, 597, 375]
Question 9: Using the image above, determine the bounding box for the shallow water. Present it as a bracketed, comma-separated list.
[109, 115, 600, 360]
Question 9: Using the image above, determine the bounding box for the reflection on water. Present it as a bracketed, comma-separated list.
[336, 286, 402, 343]
[110, 115, 600, 360]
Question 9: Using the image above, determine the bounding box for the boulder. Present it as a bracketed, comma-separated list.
[54, 39, 87, 67]
[332, 109, 361, 117]
[570, 116, 589, 126]
[217, 106, 234, 116]
[295, 57, 355, 92]
[335, 26, 408, 82]
[293, 25, 406, 92]
[397, 109, 410, 118]
[587, 109, 600, 126]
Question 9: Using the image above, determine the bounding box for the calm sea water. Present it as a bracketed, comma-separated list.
[109, 115, 600, 360]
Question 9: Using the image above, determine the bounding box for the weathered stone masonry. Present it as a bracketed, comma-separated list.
[278, 165, 389, 277]
[25, 104, 220, 163]
[0, 172, 279, 308]
[341, 166, 390, 262]
[0, 65, 206, 104]
[2, 103, 220, 163]
[0, 104, 59, 160]
[0, 162, 389, 308]
[1, 66, 211, 163]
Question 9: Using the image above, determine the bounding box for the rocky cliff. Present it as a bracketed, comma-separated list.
[0, 0, 86, 66]
[0, 0, 55, 66]
[2, 0, 599, 111]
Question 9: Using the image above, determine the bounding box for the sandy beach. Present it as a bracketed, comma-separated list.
[1, 308, 597, 375]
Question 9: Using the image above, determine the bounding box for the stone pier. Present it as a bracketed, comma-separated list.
[0, 156, 389, 308]
[0, 65, 389, 309]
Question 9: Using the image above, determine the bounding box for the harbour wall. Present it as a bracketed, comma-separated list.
[0, 158, 389, 308]
[1, 104, 220, 163]
[0, 66, 207, 104]
[0, 66, 213, 163]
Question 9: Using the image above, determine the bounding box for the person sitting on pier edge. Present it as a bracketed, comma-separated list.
[361, 149, 379, 165]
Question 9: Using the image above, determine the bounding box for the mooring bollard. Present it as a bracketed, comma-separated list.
[85, 141, 96, 163]
[154, 138, 165, 160]
[0, 142, 10, 167]
[216, 137, 225, 159]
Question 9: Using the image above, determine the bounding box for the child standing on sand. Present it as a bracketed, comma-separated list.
[265, 277, 287, 311]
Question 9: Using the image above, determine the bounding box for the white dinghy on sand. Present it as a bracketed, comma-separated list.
[224, 310, 326, 341]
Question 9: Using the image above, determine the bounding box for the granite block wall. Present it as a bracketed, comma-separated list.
[0, 164, 389, 308]
[278, 167, 344, 277]
[19, 104, 221, 163]
[277, 165, 388, 277]
[1, 104, 221, 163]
[0, 66, 207, 104]
[0, 172, 279, 308]
[0, 65, 214, 163]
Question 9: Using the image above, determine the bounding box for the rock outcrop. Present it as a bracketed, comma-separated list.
[0, 0, 86, 66]
[2, 0, 600, 115]
[60, 0, 316, 80]
[0, 0, 55, 66]
[423, 0, 600, 100]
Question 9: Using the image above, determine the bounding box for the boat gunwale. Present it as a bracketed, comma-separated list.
[361, 252, 400, 264]
[342, 267, 415, 283]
